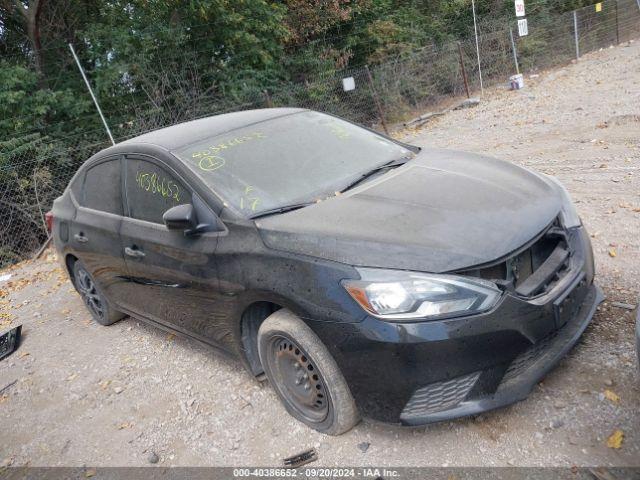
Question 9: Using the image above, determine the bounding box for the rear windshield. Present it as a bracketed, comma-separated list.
[172, 111, 413, 217]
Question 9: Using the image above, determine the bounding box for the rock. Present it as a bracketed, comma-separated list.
[551, 419, 565, 429]
[147, 452, 159, 464]
[113, 386, 124, 394]
[603, 379, 614, 387]
[357, 442, 370, 453]
[454, 98, 480, 110]
[610, 301, 636, 310]
[554, 401, 566, 409]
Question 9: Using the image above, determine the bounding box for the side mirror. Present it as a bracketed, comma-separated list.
[163, 202, 220, 236]
[163, 204, 199, 233]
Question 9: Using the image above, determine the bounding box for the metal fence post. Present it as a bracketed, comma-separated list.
[457, 43, 471, 98]
[573, 10, 580, 60]
[471, 0, 484, 95]
[68, 43, 115, 145]
[364, 65, 389, 135]
[509, 27, 520, 75]
[614, 0, 620, 44]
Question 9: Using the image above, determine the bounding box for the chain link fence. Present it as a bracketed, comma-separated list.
[1, 0, 640, 268]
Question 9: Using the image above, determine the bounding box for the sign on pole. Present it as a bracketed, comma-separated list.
[515, 0, 526, 17]
[342, 77, 356, 92]
[517, 18, 529, 36]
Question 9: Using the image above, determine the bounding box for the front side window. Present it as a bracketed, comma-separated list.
[124, 158, 191, 224]
[172, 111, 414, 217]
[82, 159, 122, 215]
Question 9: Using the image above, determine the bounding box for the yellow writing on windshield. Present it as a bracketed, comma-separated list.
[240, 185, 261, 211]
[191, 131, 266, 172]
[135, 171, 181, 203]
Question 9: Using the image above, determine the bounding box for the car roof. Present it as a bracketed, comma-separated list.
[119, 107, 306, 152]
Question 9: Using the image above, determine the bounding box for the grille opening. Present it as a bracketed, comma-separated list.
[459, 218, 571, 298]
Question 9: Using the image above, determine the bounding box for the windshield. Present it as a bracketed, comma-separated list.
[173, 111, 414, 217]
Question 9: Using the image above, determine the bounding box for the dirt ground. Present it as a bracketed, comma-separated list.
[1, 41, 639, 468]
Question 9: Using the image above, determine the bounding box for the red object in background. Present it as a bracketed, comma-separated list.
[45, 211, 53, 233]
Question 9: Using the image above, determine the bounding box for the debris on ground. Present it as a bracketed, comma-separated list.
[0, 325, 22, 361]
[610, 301, 636, 310]
[357, 442, 370, 453]
[606, 430, 624, 449]
[453, 97, 481, 110]
[283, 448, 318, 468]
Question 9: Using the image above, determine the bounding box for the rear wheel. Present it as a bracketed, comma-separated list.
[257, 309, 359, 435]
[73, 260, 124, 326]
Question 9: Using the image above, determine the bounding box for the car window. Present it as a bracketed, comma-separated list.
[69, 170, 84, 201]
[82, 159, 122, 215]
[172, 111, 414, 217]
[125, 158, 191, 224]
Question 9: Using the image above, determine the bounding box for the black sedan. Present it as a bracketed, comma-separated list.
[51, 108, 602, 435]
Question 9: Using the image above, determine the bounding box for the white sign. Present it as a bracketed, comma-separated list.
[515, 0, 526, 17]
[518, 18, 528, 36]
[342, 77, 356, 92]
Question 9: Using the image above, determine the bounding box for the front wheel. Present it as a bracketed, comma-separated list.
[257, 309, 359, 435]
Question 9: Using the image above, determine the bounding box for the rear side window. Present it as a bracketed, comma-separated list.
[82, 159, 122, 215]
[68, 171, 84, 200]
[125, 158, 191, 224]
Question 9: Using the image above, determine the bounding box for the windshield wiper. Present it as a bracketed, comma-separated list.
[250, 157, 412, 219]
[249, 201, 316, 220]
[340, 158, 410, 193]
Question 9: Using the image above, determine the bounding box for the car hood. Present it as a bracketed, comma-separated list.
[256, 148, 563, 273]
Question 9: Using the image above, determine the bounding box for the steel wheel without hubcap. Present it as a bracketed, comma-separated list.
[268, 335, 329, 423]
[258, 309, 359, 435]
[76, 267, 105, 322]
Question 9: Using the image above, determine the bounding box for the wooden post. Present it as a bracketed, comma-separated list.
[458, 42, 471, 98]
[263, 90, 273, 108]
[364, 65, 389, 135]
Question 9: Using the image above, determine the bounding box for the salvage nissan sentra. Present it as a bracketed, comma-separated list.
[50, 108, 603, 435]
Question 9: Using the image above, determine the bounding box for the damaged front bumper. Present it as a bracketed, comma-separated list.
[310, 225, 603, 424]
[399, 281, 603, 425]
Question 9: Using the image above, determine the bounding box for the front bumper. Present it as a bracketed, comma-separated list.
[309, 225, 603, 424]
[400, 282, 602, 424]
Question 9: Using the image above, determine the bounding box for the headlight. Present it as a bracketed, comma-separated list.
[342, 268, 502, 321]
[545, 175, 581, 228]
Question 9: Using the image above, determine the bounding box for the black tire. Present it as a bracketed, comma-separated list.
[257, 309, 359, 435]
[72, 260, 124, 326]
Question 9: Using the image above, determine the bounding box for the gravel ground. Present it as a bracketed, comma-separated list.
[1, 42, 639, 468]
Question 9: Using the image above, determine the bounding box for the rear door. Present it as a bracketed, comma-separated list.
[118, 155, 225, 345]
[70, 156, 129, 304]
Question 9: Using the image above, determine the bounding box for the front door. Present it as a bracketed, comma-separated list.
[118, 155, 226, 346]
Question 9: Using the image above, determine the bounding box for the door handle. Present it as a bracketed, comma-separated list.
[124, 246, 146, 258]
[73, 233, 89, 243]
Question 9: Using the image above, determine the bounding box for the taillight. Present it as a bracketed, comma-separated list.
[45, 211, 54, 233]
